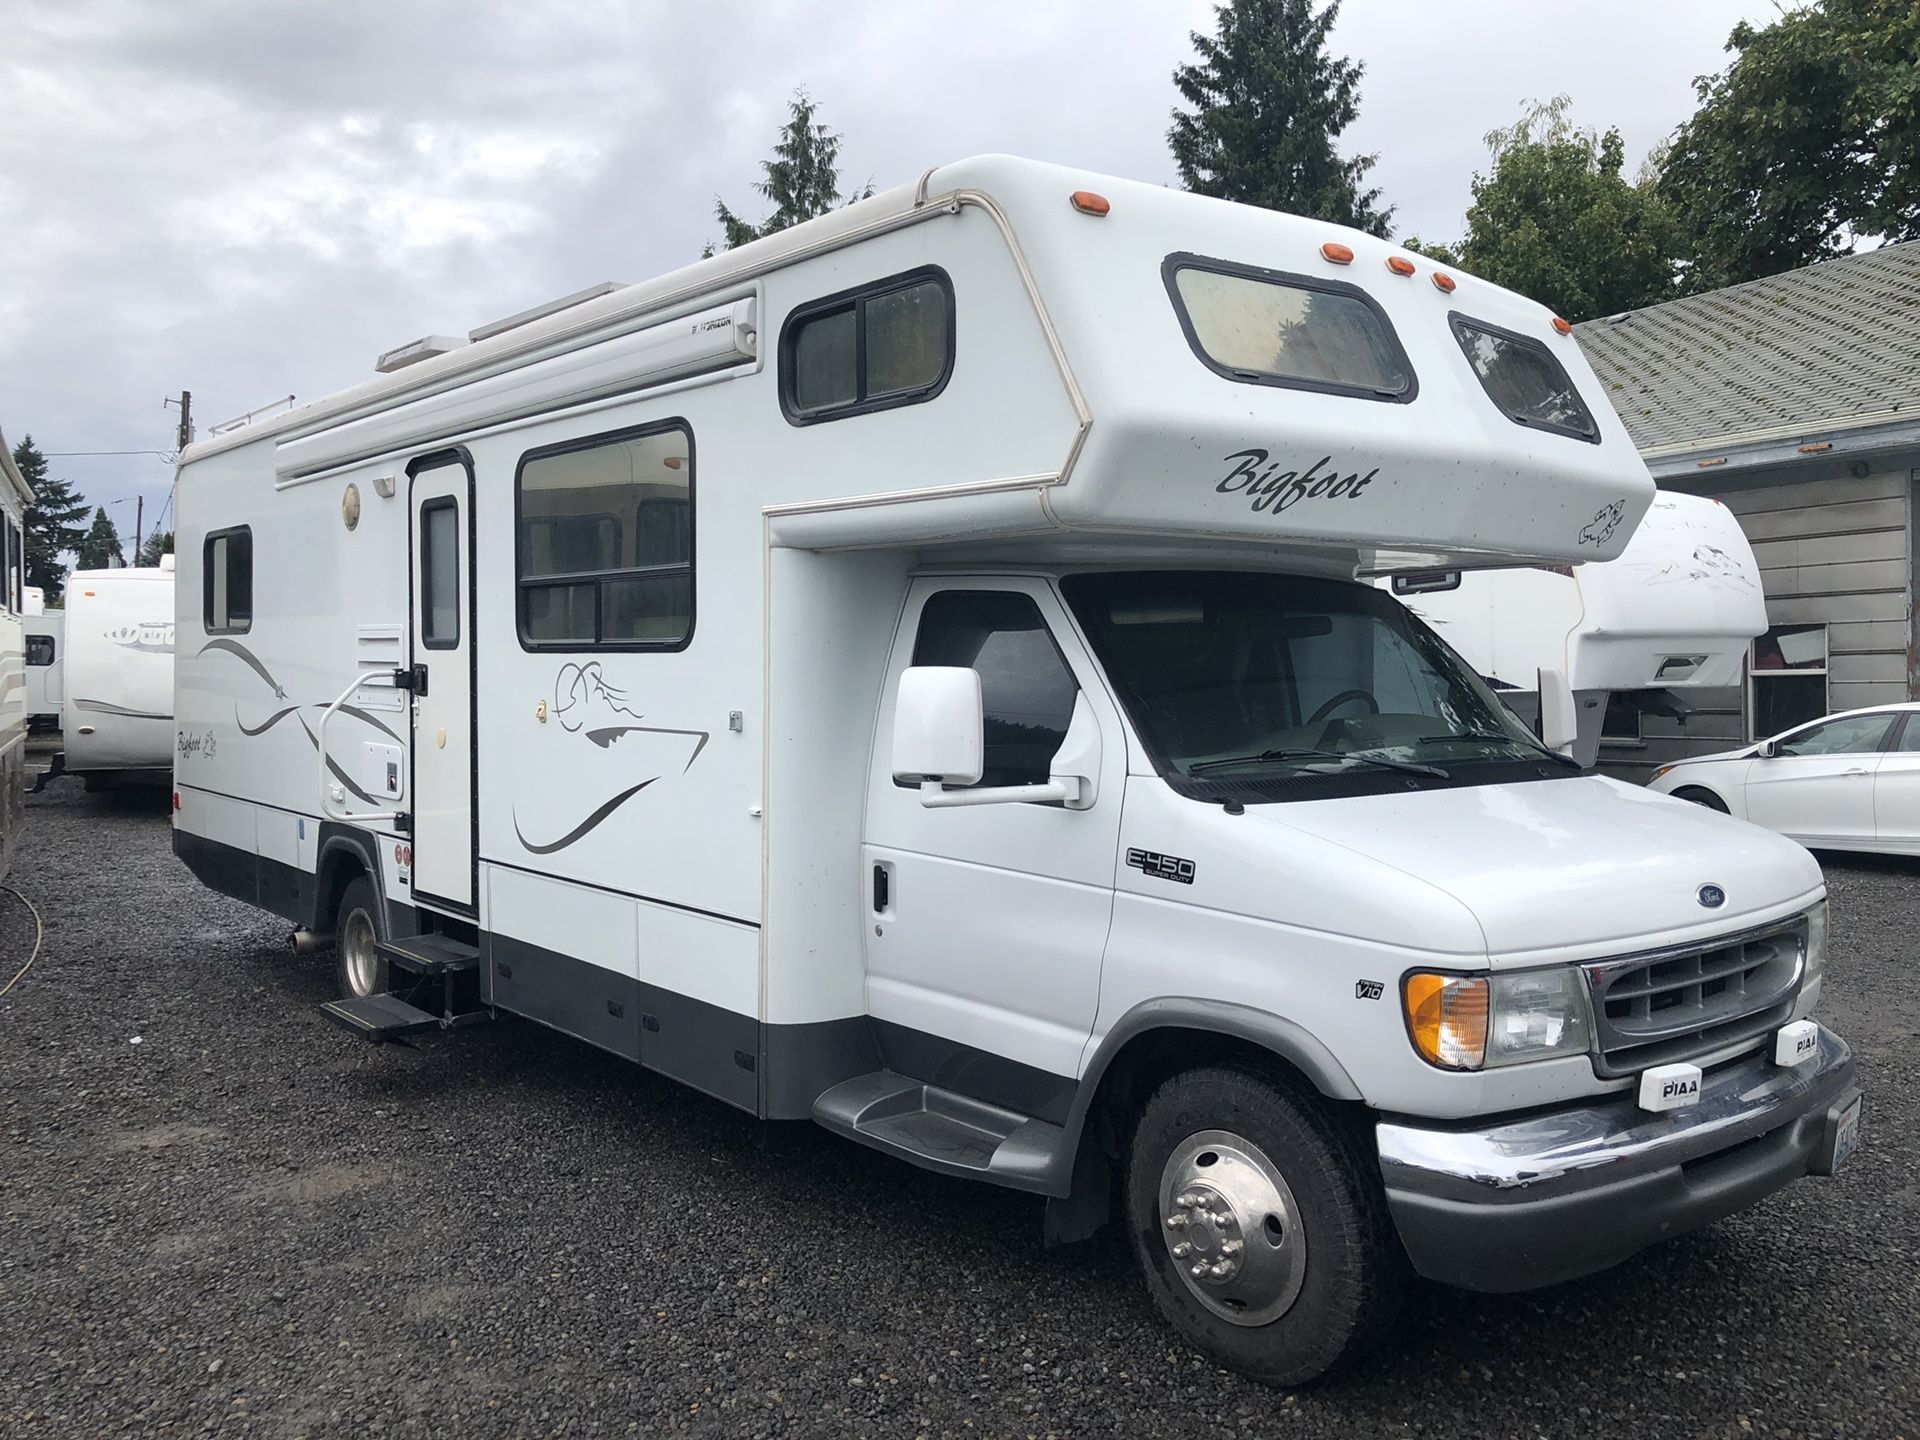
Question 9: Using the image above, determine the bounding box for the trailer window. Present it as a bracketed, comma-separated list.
[1449, 315, 1598, 443]
[419, 498, 460, 649]
[204, 526, 252, 634]
[780, 267, 954, 424]
[516, 421, 692, 651]
[26, 634, 54, 667]
[1163, 253, 1415, 402]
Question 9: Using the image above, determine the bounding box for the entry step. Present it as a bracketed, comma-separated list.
[376, 933, 480, 976]
[812, 1070, 1064, 1192]
[319, 992, 442, 1042]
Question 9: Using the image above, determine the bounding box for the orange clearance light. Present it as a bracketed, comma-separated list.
[1551, 316, 1573, 335]
[1386, 255, 1416, 276]
[1432, 271, 1457, 294]
[1320, 241, 1354, 265]
[1068, 191, 1110, 217]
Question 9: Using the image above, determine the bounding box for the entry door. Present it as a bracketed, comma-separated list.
[410, 459, 475, 910]
[1744, 710, 1895, 846]
[862, 578, 1124, 1088]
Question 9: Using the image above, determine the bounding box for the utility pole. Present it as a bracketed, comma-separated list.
[134, 494, 144, 560]
[174, 391, 193, 453]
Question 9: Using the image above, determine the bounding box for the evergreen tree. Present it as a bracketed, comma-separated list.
[14, 435, 88, 603]
[1169, 0, 1391, 236]
[707, 89, 874, 254]
[136, 529, 175, 567]
[75, 507, 125, 570]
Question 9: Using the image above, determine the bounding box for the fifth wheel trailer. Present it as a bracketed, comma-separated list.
[23, 589, 64, 733]
[171, 156, 1859, 1385]
[42, 560, 176, 790]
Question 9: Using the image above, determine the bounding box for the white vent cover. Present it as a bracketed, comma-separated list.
[375, 335, 468, 374]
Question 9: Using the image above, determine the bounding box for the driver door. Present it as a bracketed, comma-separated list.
[1744, 710, 1895, 845]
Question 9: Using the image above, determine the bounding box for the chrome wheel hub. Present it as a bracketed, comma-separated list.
[1158, 1129, 1306, 1326]
[342, 908, 379, 998]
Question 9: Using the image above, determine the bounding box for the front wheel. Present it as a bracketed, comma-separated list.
[1125, 1066, 1403, 1386]
[1672, 785, 1730, 814]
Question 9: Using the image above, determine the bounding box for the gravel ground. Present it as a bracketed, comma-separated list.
[2, 777, 1916, 1439]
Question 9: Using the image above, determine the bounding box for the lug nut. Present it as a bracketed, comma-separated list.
[1221, 1239, 1243, 1255]
[1209, 1261, 1233, 1278]
[1165, 1213, 1188, 1229]
[1171, 1242, 1191, 1258]
[1176, 1192, 1201, 1208]
[1190, 1262, 1208, 1279]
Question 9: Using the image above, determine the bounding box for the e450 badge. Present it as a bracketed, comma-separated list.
[1126, 848, 1195, 885]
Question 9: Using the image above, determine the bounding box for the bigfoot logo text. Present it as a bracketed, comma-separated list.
[1213, 450, 1381, 516]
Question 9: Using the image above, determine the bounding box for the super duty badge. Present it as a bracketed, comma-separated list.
[1126, 849, 1195, 885]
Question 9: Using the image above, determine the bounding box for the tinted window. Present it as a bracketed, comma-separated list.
[1775, 713, 1895, 757]
[517, 423, 691, 649]
[420, 499, 459, 648]
[1166, 255, 1414, 400]
[204, 527, 252, 634]
[781, 267, 954, 423]
[1450, 315, 1598, 442]
[26, 634, 54, 667]
[911, 591, 1078, 788]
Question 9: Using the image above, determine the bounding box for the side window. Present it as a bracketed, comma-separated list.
[910, 591, 1078, 788]
[419, 498, 459, 649]
[1775, 713, 1895, 757]
[4, 518, 19, 615]
[780, 267, 954, 424]
[204, 526, 253, 634]
[26, 634, 54, 667]
[1449, 314, 1598, 443]
[516, 421, 692, 650]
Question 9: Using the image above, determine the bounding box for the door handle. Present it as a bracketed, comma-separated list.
[872, 863, 890, 913]
[1843, 768, 1869, 777]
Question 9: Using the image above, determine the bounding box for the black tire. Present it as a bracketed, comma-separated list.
[1673, 785, 1730, 814]
[332, 874, 389, 999]
[1125, 1066, 1403, 1386]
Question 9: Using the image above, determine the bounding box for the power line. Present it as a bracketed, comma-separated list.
[42, 449, 177, 461]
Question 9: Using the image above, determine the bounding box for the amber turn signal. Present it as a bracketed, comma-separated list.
[1069, 191, 1111, 216]
[1403, 972, 1488, 1069]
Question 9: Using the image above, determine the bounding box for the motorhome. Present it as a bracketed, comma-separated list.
[1383, 491, 1767, 765]
[22, 587, 64, 734]
[1, 430, 30, 881]
[171, 157, 1860, 1385]
[42, 561, 176, 790]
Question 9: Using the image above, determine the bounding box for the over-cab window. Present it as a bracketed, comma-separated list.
[1164, 253, 1415, 402]
[1449, 314, 1599, 443]
[204, 526, 252, 634]
[909, 591, 1078, 789]
[516, 421, 692, 650]
[780, 267, 954, 424]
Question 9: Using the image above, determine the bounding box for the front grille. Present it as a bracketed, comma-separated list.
[1582, 919, 1806, 1077]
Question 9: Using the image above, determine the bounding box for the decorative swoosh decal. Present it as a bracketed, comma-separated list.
[72, 698, 171, 719]
[197, 638, 288, 699]
[513, 778, 656, 855]
[584, 723, 710, 771]
[237, 704, 300, 737]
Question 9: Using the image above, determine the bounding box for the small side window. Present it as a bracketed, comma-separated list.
[780, 267, 954, 424]
[204, 526, 253, 635]
[908, 591, 1079, 790]
[1449, 314, 1599, 443]
[26, 634, 55, 667]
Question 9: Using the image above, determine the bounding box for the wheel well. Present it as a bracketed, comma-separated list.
[1671, 783, 1727, 808]
[315, 846, 370, 932]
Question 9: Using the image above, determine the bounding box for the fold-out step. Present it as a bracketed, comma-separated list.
[319, 992, 442, 1042]
[377, 933, 480, 976]
[812, 1070, 1066, 1193]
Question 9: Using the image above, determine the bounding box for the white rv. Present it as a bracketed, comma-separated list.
[22, 587, 64, 733]
[172, 157, 1858, 1385]
[1384, 491, 1767, 765]
[42, 561, 176, 789]
[1, 430, 30, 881]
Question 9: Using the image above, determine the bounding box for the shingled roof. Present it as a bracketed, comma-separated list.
[1574, 240, 1920, 459]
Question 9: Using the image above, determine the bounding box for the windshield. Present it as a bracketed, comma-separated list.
[1062, 571, 1563, 797]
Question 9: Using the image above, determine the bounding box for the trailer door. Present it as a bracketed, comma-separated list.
[409, 456, 476, 911]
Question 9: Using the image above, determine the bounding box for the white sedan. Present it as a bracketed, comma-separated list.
[1647, 702, 1920, 855]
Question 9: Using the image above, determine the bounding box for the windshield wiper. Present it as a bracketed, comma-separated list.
[1189, 747, 1449, 780]
[1420, 731, 1581, 768]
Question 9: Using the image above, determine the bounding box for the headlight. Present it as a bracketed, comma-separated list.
[1803, 899, 1828, 984]
[1403, 967, 1591, 1070]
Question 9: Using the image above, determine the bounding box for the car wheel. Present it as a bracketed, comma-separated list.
[1673, 786, 1729, 813]
[333, 874, 388, 999]
[1125, 1065, 1404, 1386]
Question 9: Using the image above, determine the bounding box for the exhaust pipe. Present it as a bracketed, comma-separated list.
[290, 929, 334, 956]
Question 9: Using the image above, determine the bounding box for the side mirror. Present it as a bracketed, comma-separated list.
[1757, 738, 1779, 759]
[891, 666, 983, 786]
[1537, 666, 1578, 756]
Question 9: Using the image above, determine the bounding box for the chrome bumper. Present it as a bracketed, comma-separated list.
[1377, 1027, 1858, 1292]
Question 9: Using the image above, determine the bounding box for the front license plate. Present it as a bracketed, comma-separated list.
[1831, 1094, 1862, 1172]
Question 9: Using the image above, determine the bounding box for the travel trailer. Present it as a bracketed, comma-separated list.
[22, 588, 64, 733]
[1, 431, 30, 881]
[1383, 491, 1766, 765]
[171, 157, 1860, 1385]
[40, 561, 175, 790]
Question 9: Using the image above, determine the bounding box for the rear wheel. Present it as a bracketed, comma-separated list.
[1673, 786, 1729, 813]
[1125, 1066, 1403, 1386]
[333, 874, 388, 999]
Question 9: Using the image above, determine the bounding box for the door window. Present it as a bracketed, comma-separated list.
[1774, 712, 1894, 757]
[910, 591, 1078, 788]
[420, 498, 460, 649]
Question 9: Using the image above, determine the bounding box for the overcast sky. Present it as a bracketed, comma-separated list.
[1, 0, 1774, 552]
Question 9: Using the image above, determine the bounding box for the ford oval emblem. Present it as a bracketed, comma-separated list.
[1698, 884, 1726, 909]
